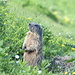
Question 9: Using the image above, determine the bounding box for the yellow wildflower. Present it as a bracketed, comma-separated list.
[27, 18, 31, 20]
[64, 72, 68, 74]
[72, 72, 75, 74]
[12, 26, 15, 28]
[4, 23, 6, 25]
[64, 17, 70, 23]
[59, 37, 62, 39]
[52, 11, 57, 15]
[4, 13, 7, 15]
[61, 44, 65, 47]
[56, 15, 60, 19]
[71, 48, 75, 50]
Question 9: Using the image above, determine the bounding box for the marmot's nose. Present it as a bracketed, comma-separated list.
[29, 23, 31, 26]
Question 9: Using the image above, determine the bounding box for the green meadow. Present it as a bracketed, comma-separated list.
[0, 0, 75, 75]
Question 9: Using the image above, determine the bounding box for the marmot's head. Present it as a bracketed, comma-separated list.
[28, 23, 42, 36]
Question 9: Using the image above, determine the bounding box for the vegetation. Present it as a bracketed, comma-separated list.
[0, 0, 75, 75]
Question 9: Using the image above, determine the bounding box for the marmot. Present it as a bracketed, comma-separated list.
[22, 23, 43, 67]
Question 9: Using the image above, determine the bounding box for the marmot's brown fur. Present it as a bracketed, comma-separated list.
[22, 23, 43, 67]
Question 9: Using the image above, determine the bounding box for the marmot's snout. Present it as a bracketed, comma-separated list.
[28, 23, 36, 32]
[28, 23, 32, 31]
[29, 23, 31, 26]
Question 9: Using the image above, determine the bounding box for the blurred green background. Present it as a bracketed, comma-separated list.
[8, 0, 75, 39]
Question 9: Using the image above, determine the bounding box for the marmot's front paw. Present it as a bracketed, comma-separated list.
[25, 48, 34, 52]
[25, 48, 31, 52]
[22, 45, 26, 50]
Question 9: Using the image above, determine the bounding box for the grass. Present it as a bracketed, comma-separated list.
[7, 0, 75, 40]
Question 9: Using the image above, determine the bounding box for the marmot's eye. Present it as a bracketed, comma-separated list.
[34, 25, 38, 27]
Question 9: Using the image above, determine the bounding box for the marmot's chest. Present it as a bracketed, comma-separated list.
[27, 33, 37, 41]
[26, 33, 38, 46]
